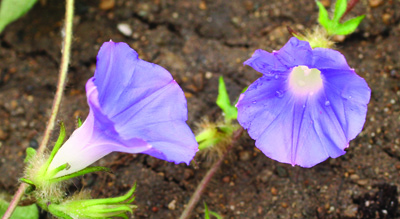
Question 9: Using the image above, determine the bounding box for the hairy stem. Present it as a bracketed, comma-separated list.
[1, 0, 75, 218]
[179, 128, 244, 219]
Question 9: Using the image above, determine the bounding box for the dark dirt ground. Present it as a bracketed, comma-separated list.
[0, 0, 400, 218]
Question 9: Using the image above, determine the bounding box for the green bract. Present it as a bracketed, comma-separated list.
[316, 0, 365, 36]
[0, 0, 38, 34]
[48, 184, 137, 219]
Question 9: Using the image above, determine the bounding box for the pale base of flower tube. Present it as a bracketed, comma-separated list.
[47, 110, 152, 178]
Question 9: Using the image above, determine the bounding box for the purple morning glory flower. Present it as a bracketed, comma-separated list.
[236, 37, 370, 167]
[48, 41, 198, 176]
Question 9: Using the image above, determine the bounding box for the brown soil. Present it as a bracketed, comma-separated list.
[1, 0, 400, 218]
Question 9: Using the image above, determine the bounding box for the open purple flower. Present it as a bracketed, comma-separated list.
[48, 41, 198, 176]
[236, 37, 370, 167]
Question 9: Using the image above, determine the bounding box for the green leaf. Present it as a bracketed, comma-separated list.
[334, 15, 365, 35]
[216, 76, 238, 122]
[210, 211, 223, 219]
[0, 198, 39, 219]
[204, 202, 223, 219]
[316, 1, 331, 30]
[204, 202, 210, 219]
[333, 0, 347, 22]
[316, 0, 364, 36]
[0, 0, 38, 34]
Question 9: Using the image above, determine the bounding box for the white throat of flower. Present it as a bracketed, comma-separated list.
[289, 65, 323, 96]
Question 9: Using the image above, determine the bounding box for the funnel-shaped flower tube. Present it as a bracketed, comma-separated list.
[236, 37, 370, 167]
[48, 42, 198, 177]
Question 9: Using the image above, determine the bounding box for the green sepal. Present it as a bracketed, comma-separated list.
[47, 205, 73, 219]
[19, 178, 36, 194]
[204, 202, 223, 219]
[24, 147, 36, 164]
[196, 124, 236, 151]
[43, 122, 66, 174]
[48, 183, 137, 219]
[0, 0, 38, 34]
[50, 166, 110, 183]
[19, 178, 35, 187]
[197, 128, 221, 151]
[79, 183, 136, 206]
[216, 76, 238, 122]
[47, 163, 70, 179]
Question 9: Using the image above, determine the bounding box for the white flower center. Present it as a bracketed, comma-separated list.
[288, 65, 323, 95]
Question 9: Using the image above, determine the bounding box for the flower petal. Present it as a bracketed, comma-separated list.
[311, 48, 351, 70]
[243, 49, 288, 75]
[94, 42, 173, 118]
[321, 68, 371, 140]
[104, 80, 198, 164]
[236, 76, 290, 140]
[275, 37, 313, 68]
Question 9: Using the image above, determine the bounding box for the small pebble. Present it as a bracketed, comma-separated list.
[205, 71, 213, 79]
[222, 176, 230, 183]
[184, 92, 193, 98]
[357, 179, 369, 186]
[343, 204, 358, 217]
[168, 200, 176, 210]
[332, 35, 345, 42]
[382, 13, 391, 25]
[239, 150, 251, 161]
[10, 100, 18, 110]
[369, 0, 384, 8]
[271, 187, 278, 196]
[151, 206, 159, 212]
[320, 0, 331, 7]
[0, 129, 8, 140]
[172, 12, 179, 19]
[199, 1, 207, 10]
[117, 23, 133, 37]
[99, 0, 115, 10]
[350, 174, 360, 180]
